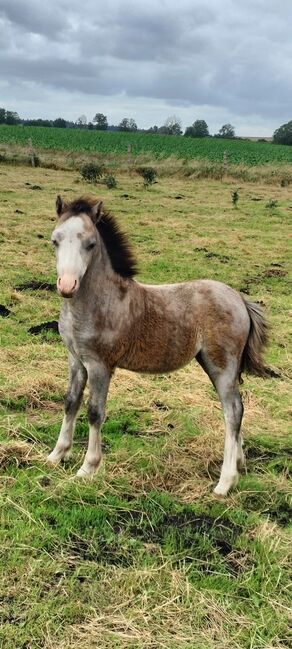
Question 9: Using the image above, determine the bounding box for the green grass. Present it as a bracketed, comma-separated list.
[0, 164, 291, 648]
[1, 124, 292, 165]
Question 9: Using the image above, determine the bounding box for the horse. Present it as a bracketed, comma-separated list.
[47, 195, 275, 496]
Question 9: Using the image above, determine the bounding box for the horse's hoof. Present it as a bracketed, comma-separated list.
[47, 451, 60, 464]
[213, 484, 228, 497]
[76, 466, 93, 478]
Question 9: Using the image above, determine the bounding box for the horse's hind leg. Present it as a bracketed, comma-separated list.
[197, 351, 244, 495]
[47, 353, 87, 464]
[213, 367, 244, 496]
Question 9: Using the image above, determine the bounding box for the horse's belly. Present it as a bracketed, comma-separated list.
[118, 328, 199, 373]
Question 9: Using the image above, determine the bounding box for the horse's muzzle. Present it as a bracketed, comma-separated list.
[57, 274, 78, 298]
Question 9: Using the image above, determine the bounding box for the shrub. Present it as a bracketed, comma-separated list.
[266, 199, 278, 210]
[136, 166, 157, 187]
[80, 163, 104, 183]
[231, 190, 239, 207]
[104, 174, 117, 189]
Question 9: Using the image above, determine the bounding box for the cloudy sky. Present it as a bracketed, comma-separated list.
[0, 0, 291, 135]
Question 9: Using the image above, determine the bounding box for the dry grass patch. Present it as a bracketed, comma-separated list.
[0, 440, 42, 468]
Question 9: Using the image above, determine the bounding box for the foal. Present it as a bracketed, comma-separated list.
[48, 195, 273, 495]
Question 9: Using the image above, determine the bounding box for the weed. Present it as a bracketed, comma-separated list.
[104, 173, 117, 189]
[231, 189, 239, 207]
[80, 162, 104, 183]
[136, 166, 157, 187]
[266, 198, 278, 209]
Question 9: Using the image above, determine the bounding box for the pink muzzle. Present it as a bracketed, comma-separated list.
[57, 273, 78, 297]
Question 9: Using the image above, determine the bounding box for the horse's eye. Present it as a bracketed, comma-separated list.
[51, 239, 59, 247]
[86, 242, 96, 251]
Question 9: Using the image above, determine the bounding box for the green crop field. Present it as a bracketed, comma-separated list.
[0, 163, 291, 649]
[1, 124, 292, 165]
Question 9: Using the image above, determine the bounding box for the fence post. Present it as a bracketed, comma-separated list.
[28, 138, 35, 167]
[127, 143, 132, 168]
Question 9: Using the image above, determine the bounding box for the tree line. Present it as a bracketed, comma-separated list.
[0, 107, 291, 143]
[0, 108, 235, 138]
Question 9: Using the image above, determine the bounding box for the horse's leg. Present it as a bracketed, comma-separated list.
[76, 360, 111, 478]
[47, 353, 87, 464]
[213, 370, 244, 496]
[197, 351, 244, 495]
[236, 432, 245, 471]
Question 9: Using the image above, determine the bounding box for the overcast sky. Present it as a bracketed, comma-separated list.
[0, 0, 291, 135]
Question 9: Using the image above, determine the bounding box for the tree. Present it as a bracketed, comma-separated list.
[25, 118, 52, 127]
[184, 119, 209, 138]
[160, 115, 182, 136]
[118, 117, 137, 132]
[5, 111, 20, 125]
[147, 125, 159, 133]
[273, 120, 292, 145]
[53, 118, 67, 128]
[0, 108, 6, 124]
[215, 123, 235, 139]
[76, 115, 87, 128]
[93, 113, 108, 130]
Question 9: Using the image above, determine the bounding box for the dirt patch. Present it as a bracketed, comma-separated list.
[194, 248, 230, 263]
[262, 268, 287, 278]
[0, 304, 11, 317]
[240, 265, 287, 292]
[68, 532, 134, 567]
[153, 400, 169, 411]
[205, 252, 230, 263]
[15, 280, 55, 292]
[113, 505, 242, 571]
[63, 501, 243, 571]
[266, 503, 292, 526]
[28, 320, 59, 335]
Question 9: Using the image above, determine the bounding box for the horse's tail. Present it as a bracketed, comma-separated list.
[240, 300, 279, 378]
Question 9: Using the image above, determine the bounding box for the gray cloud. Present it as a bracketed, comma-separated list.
[0, 0, 291, 133]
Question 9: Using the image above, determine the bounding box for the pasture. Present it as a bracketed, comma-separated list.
[0, 162, 291, 648]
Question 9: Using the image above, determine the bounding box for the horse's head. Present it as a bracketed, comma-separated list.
[51, 195, 103, 298]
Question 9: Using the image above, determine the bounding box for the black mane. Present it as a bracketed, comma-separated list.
[66, 197, 138, 278]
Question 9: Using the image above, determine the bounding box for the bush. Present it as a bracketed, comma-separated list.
[266, 199, 278, 210]
[104, 174, 117, 189]
[136, 166, 157, 186]
[80, 163, 104, 183]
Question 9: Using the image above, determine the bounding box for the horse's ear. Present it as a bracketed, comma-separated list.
[91, 200, 103, 224]
[56, 195, 66, 217]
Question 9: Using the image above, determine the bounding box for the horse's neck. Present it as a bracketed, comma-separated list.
[67, 247, 136, 318]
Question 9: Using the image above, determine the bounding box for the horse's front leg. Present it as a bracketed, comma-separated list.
[76, 359, 111, 478]
[47, 353, 87, 464]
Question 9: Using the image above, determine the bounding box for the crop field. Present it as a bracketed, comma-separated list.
[0, 163, 291, 648]
[2, 124, 292, 165]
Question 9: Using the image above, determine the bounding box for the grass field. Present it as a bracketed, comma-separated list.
[0, 163, 291, 648]
[2, 124, 292, 166]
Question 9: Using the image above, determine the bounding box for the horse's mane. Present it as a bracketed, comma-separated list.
[65, 196, 138, 278]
